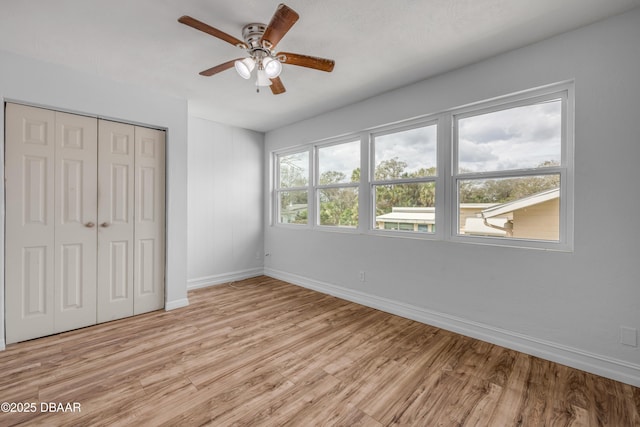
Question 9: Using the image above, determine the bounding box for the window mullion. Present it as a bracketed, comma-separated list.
[310, 146, 317, 227]
[371, 176, 436, 186]
[439, 112, 452, 241]
[359, 132, 370, 233]
[456, 167, 564, 181]
[316, 182, 361, 190]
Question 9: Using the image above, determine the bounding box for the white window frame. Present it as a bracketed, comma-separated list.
[270, 81, 574, 251]
[273, 147, 313, 227]
[314, 137, 362, 231]
[449, 83, 574, 250]
[369, 118, 442, 239]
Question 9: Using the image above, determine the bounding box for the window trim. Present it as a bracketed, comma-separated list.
[449, 83, 574, 250]
[369, 118, 441, 239]
[273, 146, 313, 228]
[314, 136, 362, 231]
[270, 81, 574, 251]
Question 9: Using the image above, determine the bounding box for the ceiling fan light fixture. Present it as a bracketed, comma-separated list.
[262, 56, 282, 78]
[234, 57, 255, 79]
[256, 69, 273, 86]
[179, 4, 334, 95]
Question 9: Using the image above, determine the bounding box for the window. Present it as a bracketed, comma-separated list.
[316, 139, 360, 228]
[272, 82, 573, 250]
[371, 122, 438, 234]
[275, 150, 310, 225]
[454, 92, 570, 247]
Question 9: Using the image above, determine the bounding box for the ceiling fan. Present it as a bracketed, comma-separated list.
[178, 3, 335, 94]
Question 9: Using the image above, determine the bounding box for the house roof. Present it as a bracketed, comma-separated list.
[463, 217, 509, 237]
[482, 188, 559, 219]
[375, 189, 559, 233]
[376, 207, 435, 224]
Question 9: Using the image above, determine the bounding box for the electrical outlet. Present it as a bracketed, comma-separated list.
[359, 271, 365, 282]
[620, 326, 637, 347]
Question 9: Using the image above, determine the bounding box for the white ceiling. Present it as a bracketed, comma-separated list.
[1, 0, 639, 132]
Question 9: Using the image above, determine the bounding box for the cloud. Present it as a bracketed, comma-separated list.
[457, 99, 562, 172]
[288, 98, 562, 182]
[374, 124, 437, 174]
[458, 139, 497, 164]
[319, 139, 360, 182]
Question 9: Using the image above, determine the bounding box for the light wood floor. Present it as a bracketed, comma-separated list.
[1, 276, 638, 426]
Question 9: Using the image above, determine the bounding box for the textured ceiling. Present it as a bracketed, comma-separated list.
[1, 0, 639, 132]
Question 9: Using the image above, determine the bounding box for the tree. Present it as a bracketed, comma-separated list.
[374, 157, 408, 180]
[284, 157, 559, 226]
[279, 155, 310, 224]
[459, 161, 560, 204]
[319, 170, 347, 185]
[318, 170, 358, 226]
[374, 158, 436, 215]
[279, 157, 308, 188]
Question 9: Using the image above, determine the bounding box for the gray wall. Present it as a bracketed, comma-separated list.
[187, 116, 264, 288]
[0, 49, 190, 349]
[264, 9, 640, 386]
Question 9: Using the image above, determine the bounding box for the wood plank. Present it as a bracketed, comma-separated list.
[0, 276, 637, 426]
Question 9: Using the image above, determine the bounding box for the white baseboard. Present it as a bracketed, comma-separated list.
[264, 268, 640, 388]
[187, 268, 264, 291]
[0, 339, 5, 351]
[165, 297, 190, 311]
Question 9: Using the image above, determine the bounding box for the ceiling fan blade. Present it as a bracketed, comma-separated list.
[199, 59, 242, 76]
[278, 52, 335, 72]
[261, 4, 299, 49]
[270, 77, 286, 95]
[178, 16, 247, 49]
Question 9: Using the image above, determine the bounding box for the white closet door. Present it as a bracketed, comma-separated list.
[6, 105, 165, 342]
[54, 111, 98, 332]
[5, 104, 56, 343]
[134, 127, 165, 314]
[97, 120, 135, 322]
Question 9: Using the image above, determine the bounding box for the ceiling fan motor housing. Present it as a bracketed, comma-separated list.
[242, 23, 268, 50]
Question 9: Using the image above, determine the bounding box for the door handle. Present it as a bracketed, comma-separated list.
[100, 222, 110, 228]
[84, 222, 95, 228]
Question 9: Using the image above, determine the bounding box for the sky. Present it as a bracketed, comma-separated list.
[458, 99, 562, 173]
[283, 97, 562, 182]
[374, 124, 437, 175]
[312, 125, 439, 182]
[318, 140, 361, 182]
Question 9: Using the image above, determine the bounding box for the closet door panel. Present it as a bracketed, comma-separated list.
[97, 120, 135, 322]
[6, 105, 167, 343]
[54, 111, 98, 332]
[134, 127, 165, 314]
[5, 104, 56, 344]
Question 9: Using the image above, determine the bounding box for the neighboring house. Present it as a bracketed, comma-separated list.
[459, 203, 503, 236]
[280, 204, 308, 224]
[376, 207, 436, 232]
[376, 188, 560, 241]
[473, 188, 560, 240]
